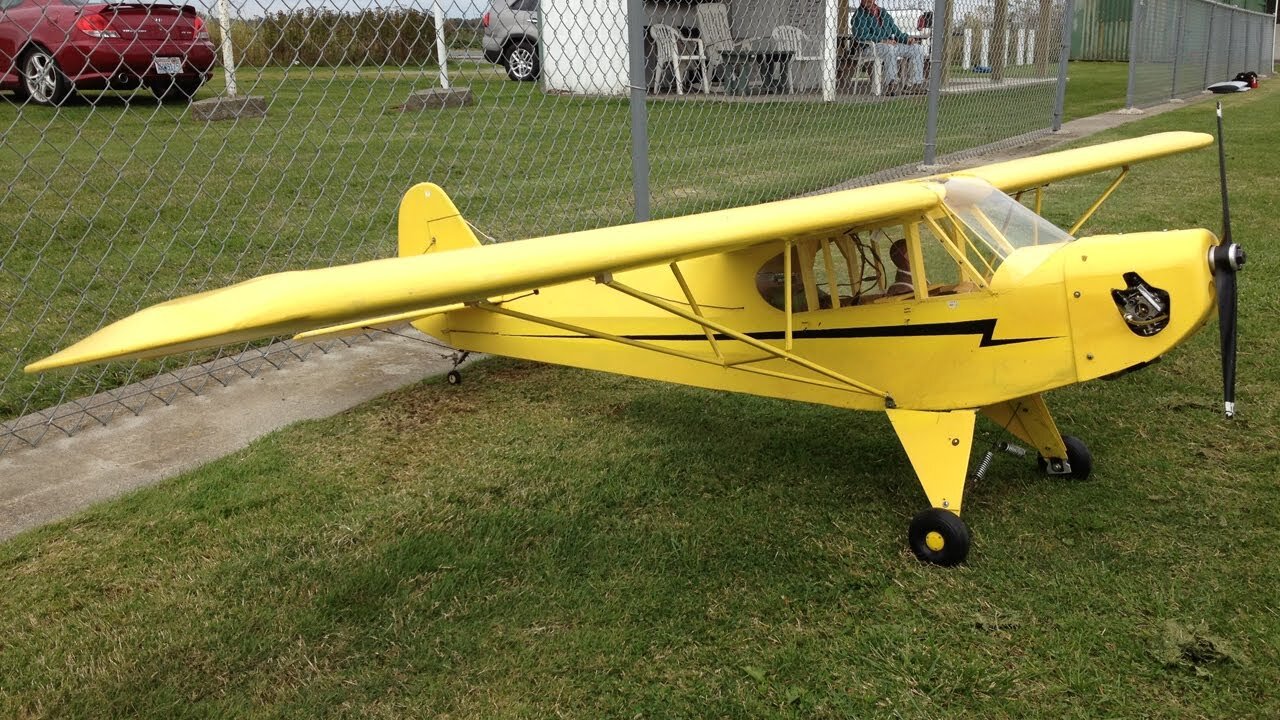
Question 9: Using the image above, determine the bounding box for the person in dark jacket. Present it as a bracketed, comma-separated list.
[851, 0, 928, 95]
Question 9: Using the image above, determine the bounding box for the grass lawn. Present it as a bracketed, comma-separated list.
[0, 81, 1275, 716]
[1, 61, 1125, 424]
[1062, 60, 1131, 120]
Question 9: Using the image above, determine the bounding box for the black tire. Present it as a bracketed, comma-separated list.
[1037, 434, 1093, 480]
[150, 78, 202, 103]
[446, 370, 462, 385]
[504, 42, 539, 82]
[18, 48, 72, 106]
[907, 508, 971, 566]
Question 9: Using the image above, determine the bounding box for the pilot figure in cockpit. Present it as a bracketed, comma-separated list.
[755, 238, 914, 311]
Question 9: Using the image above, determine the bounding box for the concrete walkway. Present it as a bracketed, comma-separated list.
[0, 332, 469, 540]
[0, 95, 1213, 542]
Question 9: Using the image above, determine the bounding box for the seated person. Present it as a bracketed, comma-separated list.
[858, 238, 914, 303]
[851, 0, 928, 95]
[874, 238, 981, 299]
[885, 238, 913, 295]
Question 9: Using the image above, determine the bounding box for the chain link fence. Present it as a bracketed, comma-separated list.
[5, 0, 1082, 452]
[1125, 0, 1275, 108]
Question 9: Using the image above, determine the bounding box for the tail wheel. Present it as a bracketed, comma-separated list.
[505, 42, 539, 81]
[20, 48, 72, 106]
[907, 508, 971, 566]
[1037, 434, 1093, 480]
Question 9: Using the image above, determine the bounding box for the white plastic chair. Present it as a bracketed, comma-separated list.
[841, 39, 885, 96]
[770, 25, 822, 94]
[650, 24, 708, 95]
[695, 3, 751, 74]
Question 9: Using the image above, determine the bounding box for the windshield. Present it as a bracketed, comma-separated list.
[941, 177, 1073, 258]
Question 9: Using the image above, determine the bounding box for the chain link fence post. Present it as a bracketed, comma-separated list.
[1270, 15, 1277, 74]
[922, 0, 949, 165]
[1124, 0, 1143, 109]
[1198, 3, 1208, 87]
[626, 0, 650, 223]
[1170, 0, 1184, 99]
[1226, 9, 1236, 75]
[1053, 0, 1075, 130]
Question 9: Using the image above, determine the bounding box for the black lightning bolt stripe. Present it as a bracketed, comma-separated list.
[511, 319, 1057, 347]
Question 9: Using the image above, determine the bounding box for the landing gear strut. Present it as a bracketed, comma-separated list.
[1037, 435, 1093, 480]
[445, 351, 470, 386]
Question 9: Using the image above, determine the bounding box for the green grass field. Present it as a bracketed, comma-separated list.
[1, 76, 1277, 716]
[2, 61, 1125, 422]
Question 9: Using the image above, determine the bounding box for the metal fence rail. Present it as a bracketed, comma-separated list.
[1, 0, 1081, 453]
[1125, 0, 1275, 108]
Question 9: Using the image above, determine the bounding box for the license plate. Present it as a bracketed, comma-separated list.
[154, 57, 182, 75]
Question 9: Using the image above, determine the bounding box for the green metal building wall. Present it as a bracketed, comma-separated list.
[1072, 0, 1131, 60]
[1072, 0, 1273, 60]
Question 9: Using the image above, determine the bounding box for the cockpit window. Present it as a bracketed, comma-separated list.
[754, 230, 931, 312]
[941, 177, 1073, 258]
[936, 176, 1075, 283]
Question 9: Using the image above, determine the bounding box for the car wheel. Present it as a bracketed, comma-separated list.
[20, 48, 72, 106]
[150, 78, 203, 103]
[505, 42, 539, 82]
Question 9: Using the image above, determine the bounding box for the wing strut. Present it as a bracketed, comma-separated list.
[669, 261, 724, 362]
[601, 277, 892, 401]
[473, 301, 877, 396]
[1067, 167, 1129, 236]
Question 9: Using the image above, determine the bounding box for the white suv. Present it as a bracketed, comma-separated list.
[481, 0, 540, 81]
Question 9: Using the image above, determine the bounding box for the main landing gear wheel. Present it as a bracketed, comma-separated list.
[446, 370, 462, 385]
[908, 508, 971, 566]
[1038, 434, 1093, 480]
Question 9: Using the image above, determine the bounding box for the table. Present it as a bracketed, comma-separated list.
[719, 49, 794, 95]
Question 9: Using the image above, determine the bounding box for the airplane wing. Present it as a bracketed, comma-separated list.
[26, 131, 1214, 374]
[941, 131, 1213, 193]
[26, 182, 944, 372]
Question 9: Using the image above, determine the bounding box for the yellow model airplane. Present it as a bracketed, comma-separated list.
[27, 129, 1245, 566]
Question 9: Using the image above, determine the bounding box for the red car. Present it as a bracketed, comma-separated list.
[0, 0, 216, 105]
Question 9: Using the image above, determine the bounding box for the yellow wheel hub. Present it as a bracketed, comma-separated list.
[925, 531, 946, 552]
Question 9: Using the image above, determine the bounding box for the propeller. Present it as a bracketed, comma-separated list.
[1210, 101, 1246, 419]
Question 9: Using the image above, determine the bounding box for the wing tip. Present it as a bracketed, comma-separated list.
[25, 352, 81, 374]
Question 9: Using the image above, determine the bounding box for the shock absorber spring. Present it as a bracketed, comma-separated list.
[970, 448, 996, 484]
[998, 441, 1028, 458]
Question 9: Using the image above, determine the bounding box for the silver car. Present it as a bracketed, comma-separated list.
[482, 0, 539, 81]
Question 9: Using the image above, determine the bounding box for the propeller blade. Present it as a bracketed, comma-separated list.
[1216, 102, 1232, 246]
[1213, 101, 1244, 419]
[1215, 263, 1238, 419]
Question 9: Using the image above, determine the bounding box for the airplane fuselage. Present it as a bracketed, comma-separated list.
[420, 228, 1218, 414]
